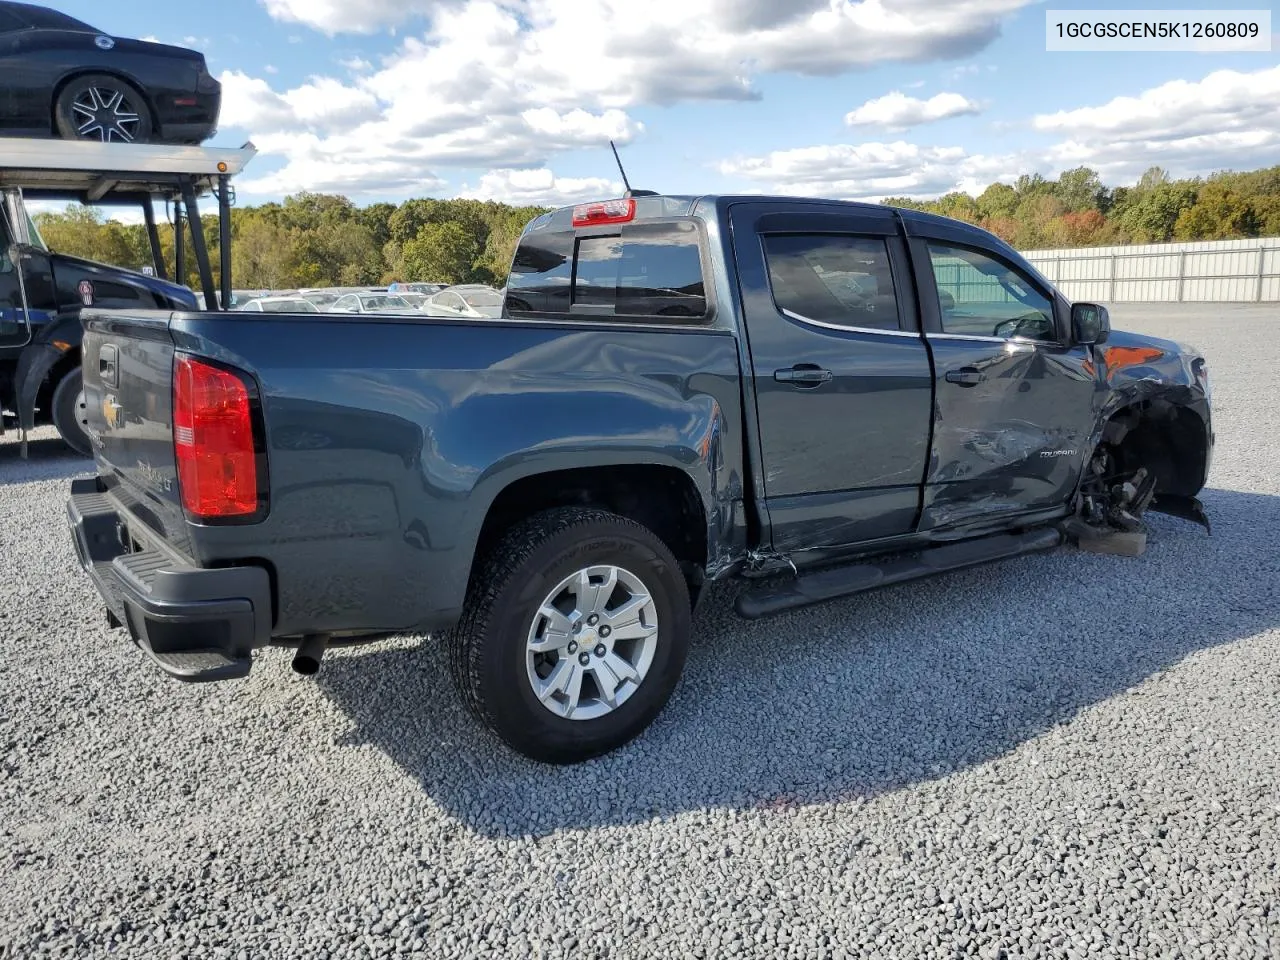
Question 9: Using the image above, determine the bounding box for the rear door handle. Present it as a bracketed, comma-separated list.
[945, 367, 984, 386]
[774, 364, 833, 387]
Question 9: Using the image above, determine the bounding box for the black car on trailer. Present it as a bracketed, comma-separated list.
[0, 0, 220, 144]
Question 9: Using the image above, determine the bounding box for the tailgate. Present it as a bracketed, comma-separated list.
[81, 312, 187, 546]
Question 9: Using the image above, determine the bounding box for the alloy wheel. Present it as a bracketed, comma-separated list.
[71, 86, 141, 142]
[525, 564, 659, 721]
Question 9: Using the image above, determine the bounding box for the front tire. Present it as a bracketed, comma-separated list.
[54, 74, 154, 143]
[51, 367, 91, 457]
[449, 507, 692, 764]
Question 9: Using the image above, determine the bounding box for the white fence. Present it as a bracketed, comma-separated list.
[1021, 237, 1280, 303]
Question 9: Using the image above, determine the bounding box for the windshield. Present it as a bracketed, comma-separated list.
[462, 290, 503, 308]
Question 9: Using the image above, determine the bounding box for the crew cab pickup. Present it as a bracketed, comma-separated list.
[66, 194, 1213, 763]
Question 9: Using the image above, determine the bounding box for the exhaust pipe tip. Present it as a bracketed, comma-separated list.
[291, 634, 329, 676]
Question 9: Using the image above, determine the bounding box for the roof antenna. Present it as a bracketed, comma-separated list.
[610, 140, 633, 196]
[609, 140, 658, 198]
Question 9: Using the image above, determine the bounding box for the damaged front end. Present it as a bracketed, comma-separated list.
[1067, 334, 1214, 544]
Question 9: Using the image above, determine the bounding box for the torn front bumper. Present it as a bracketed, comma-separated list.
[66, 477, 272, 682]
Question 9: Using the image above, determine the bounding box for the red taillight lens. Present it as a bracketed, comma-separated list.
[571, 198, 635, 227]
[173, 354, 259, 519]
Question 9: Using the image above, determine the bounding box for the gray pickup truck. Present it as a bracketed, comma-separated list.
[66, 194, 1213, 763]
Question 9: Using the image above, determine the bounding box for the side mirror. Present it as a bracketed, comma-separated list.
[4, 242, 24, 273]
[1072, 302, 1110, 345]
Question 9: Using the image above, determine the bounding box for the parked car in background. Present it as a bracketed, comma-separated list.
[390, 281, 446, 295]
[0, 1, 221, 144]
[326, 291, 419, 315]
[387, 291, 431, 310]
[194, 289, 266, 310]
[237, 296, 319, 313]
[421, 284, 504, 319]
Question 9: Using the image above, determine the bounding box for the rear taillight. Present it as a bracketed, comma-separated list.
[571, 198, 635, 227]
[173, 354, 261, 520]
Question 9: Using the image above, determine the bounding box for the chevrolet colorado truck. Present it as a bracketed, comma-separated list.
[66, 194, 1213, 764]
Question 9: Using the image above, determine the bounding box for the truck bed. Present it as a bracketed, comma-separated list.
[78, 308, 748, 639]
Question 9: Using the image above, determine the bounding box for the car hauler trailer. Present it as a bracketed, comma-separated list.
[0, 137, 256, 455]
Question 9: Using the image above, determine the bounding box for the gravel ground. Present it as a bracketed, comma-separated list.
[2, 303, 1278, 959]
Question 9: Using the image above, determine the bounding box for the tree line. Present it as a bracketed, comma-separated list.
[30, 163, 1280, 290]
[884, 164, 1280, 249]
[32, 193, 551, 291]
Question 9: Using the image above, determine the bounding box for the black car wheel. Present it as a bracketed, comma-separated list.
[54, 74, 154, 143]
[449, 507, 692, 764]
[52, 367, 92, 457]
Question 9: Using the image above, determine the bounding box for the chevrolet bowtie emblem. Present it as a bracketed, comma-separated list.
[102, 394, 123, 429]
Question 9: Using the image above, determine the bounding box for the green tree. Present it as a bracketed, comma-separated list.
[881, 196, 929, 211]
[360, 202, 397, 252]
[934, 192, 980, 223]
[1053, 166, 1105, 212]
[1014, 173, 1051, 198]
[1173, 181, 1259, 240]
[230, 215, 297, 289]
[1011, 194, 1066, 248]
[1116, 181, 1198, 243]
[402, 220, 480, 283]
[976, 183, 1018, 221]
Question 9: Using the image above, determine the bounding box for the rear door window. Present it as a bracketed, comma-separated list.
[761, 234, 903, 332]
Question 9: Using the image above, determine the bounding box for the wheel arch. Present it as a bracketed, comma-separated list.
[1097, 396, 1212, 498]
[470, 463, 712, 607]
[34, 345, 80, 418]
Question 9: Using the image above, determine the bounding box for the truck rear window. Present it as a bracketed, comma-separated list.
[507, 220, 707, 320]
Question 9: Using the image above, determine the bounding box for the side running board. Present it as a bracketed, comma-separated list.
[734, 527, 1064, 620]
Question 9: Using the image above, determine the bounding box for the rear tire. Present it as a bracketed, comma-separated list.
[54, 74, 154, 143]
[51, 367, 91, 457]
[449, 507, 692, 764]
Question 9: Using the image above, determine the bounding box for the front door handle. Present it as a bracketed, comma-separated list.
[774, 364, 833, 387]
[945, 367, 984, 386]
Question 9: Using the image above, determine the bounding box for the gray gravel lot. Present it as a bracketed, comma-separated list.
[2, 303, 1278, 959]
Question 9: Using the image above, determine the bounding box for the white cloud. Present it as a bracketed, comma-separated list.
[261, 0, 1029, 46]
[1034, 64, 1280, 180]
[1033, 65, 1280, 139]
[845, 90, 982, 130]
[236, 135, 448, 196]
[339, 56, 373, 72]
[220, 71, 381, 131]
[263, 0, 455, 34]
[264, 64, 278, 74]
[720, 63, 1280, 203]
[222, 0, 1030, 197]
[458, 168, 622, 205]
[719, 141, 1023, 201]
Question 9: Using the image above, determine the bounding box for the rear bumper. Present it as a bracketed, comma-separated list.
[158, 120, 218, 145]
[66, 477, 272, 682]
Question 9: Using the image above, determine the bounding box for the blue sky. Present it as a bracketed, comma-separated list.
[52, 0, 1280, 207]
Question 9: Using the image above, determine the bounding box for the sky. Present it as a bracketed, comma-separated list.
[48, 0, 1280, 208]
